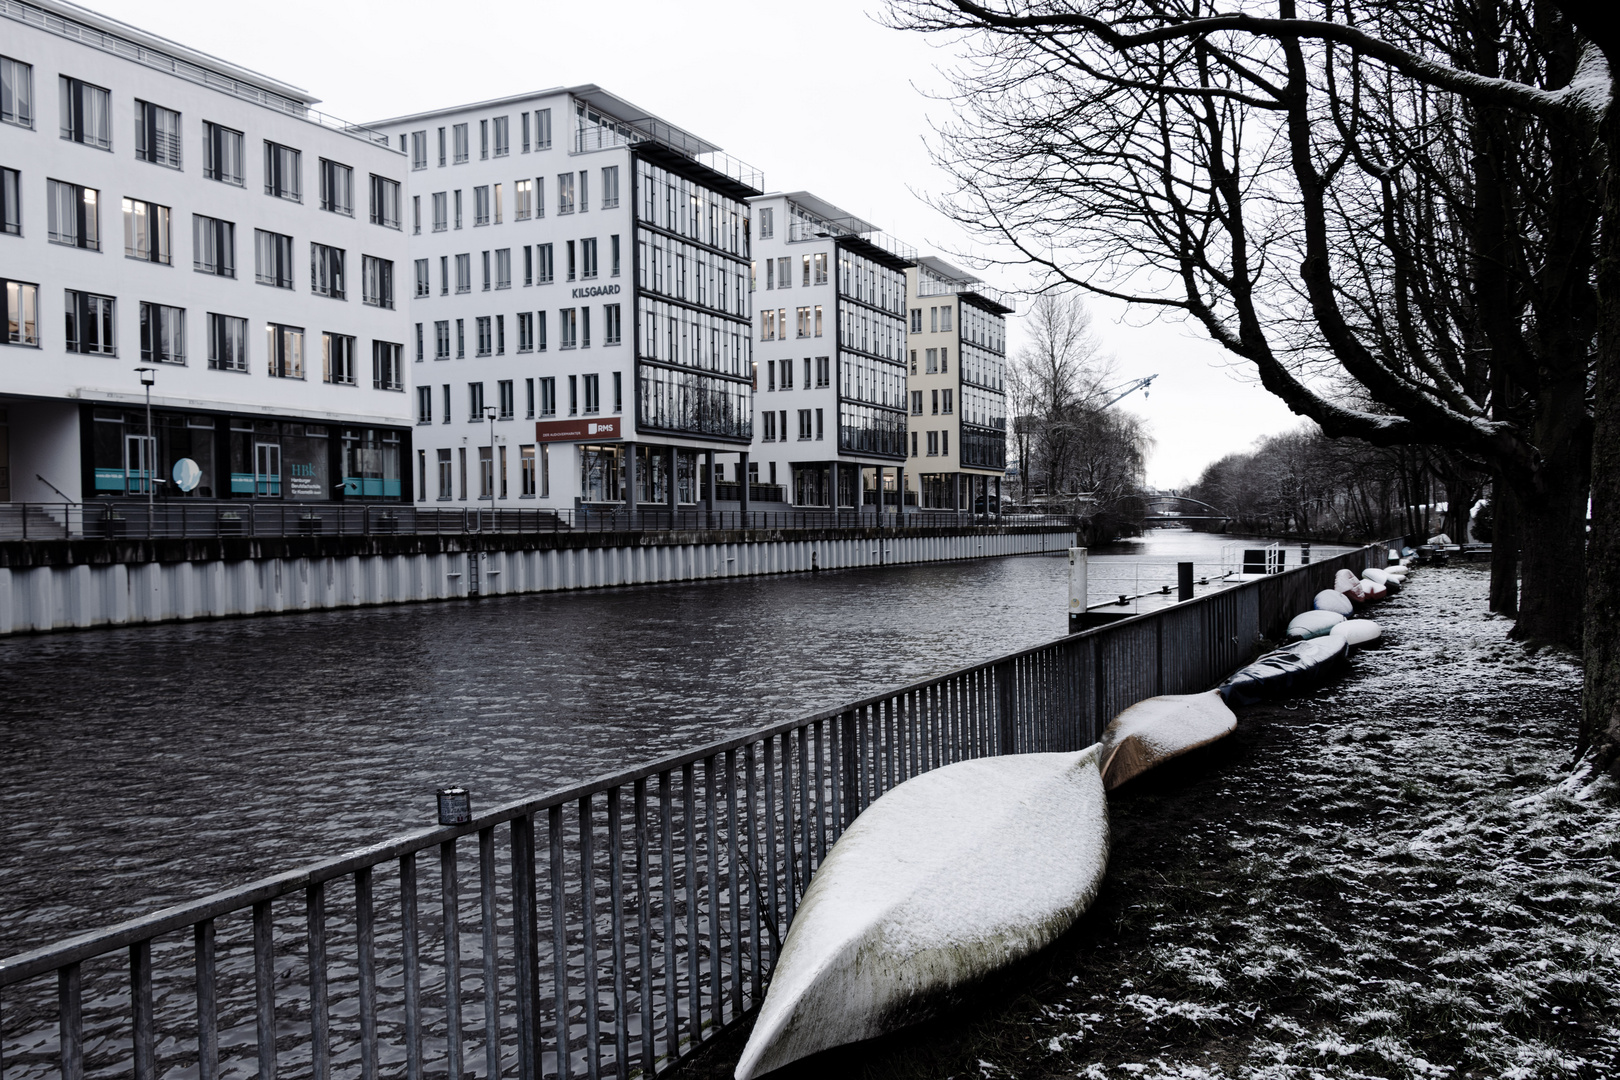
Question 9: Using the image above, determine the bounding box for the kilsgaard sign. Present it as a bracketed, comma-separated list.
[571, 284, 622, 299]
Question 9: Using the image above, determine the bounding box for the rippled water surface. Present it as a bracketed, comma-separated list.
[0, 530, 1347, 954]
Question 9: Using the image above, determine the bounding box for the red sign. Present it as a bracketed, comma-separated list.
[535, 417, 622, 442]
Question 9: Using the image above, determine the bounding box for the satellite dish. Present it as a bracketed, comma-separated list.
[172, 458, 202, 492]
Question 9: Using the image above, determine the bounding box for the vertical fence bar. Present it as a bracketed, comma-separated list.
[780, 735, 796, 925]
[479, 829, 500, 1080]
[743, 745, 762, 1002]
[796, 726, 811, 895]
[402, 853, 422, 1080]
[510, 816, 539, 1080]
[813, 720, 827, 867]
[440, 840, 463, 1080]
[547, 805, 571, 1080]
[633, 779, 655, 1080]
[195, 919, 218, 1080]
[58, 963, 82, 1080]
[607, 788, 630, 1080]
[307, 884, 329, 1080]
[681, 762, 699, 1046]
[356, 869, 377, 1080]
[704, 757, 723, 1029]
[577, 798, 600, 1080]
[658, 772, 677, 1059]
[724, 749, 743, 1020]
[253, 901, 275, 1080]
[131, 940, 155, 1080]
[762, 739, 778, 957]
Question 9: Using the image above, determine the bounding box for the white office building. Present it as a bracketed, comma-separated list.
[0, 0, 413, 508]
[744, 192, 914, 510]
[371, 89, 762, 511]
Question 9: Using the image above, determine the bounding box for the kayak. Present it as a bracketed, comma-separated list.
[1218, 636, 1350, 706]
[1362, 567, 1399, 594]
[1098, 691, 1237, 790]
[733, 748, 1109, 1079]
[1287, 610, 1346, 639]
[1330, 619, 1382, 649]
[1314, 589, 1354, 616]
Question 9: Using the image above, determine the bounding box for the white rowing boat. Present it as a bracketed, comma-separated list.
[733, 747, 1109, 1079]
[1097, 691, 1237, 790]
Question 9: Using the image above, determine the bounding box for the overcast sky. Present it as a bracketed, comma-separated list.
[92, 0, 1307, 487]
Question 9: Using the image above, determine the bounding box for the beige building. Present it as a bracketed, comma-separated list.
[903, 257, 1011, 512]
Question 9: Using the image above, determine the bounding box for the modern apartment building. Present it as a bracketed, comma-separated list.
[746, 192, 914, 509]
[903, 257, 1011, 511]
[0, 0, 412, 506]
[372, 89, 761, 510]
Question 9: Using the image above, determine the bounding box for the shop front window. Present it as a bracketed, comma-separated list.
[579, 443, 622, 503]
[341, 428, 402, 499]
[90, 409, 216, 498]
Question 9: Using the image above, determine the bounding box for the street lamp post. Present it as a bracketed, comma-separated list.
[134, 367, 156, 518]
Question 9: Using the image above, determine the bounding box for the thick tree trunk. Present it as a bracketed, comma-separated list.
[1581, 105, 1620, 776]
[1512, 374, 1591, 649]
[1490, 475, 1520, 615]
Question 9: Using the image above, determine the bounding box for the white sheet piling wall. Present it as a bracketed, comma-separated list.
[0, 529, 1073, 634]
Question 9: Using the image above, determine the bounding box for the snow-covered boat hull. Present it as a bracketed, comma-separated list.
[1218, 636, 1350, 706]
[733, 748, 1109, 1079]
[1098, 691, 1237, 790]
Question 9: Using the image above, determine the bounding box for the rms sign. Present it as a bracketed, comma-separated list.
[534, 417, 622, 442]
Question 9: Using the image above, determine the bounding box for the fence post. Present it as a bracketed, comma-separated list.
[995, 660, 1016, 754]
[839, 710, 857, 828]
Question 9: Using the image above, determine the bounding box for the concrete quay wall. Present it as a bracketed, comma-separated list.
[0, 526, 1075, 635]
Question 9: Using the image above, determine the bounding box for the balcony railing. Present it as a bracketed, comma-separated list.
[917, 275, 1016, 311]
[573, 118, 763, 192]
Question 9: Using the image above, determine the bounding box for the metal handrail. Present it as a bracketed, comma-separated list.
[0, 540, 1393, 1080]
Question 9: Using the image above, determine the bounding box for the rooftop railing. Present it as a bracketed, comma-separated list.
[918, 275, 1016, 311]
[573, 121, 763, 192]
[1, 0, 398, 149]
[0, 540, 1389, 1080]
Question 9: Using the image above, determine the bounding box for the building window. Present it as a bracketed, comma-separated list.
[518, 312, 534, 352]
[410, 130, 427, 170]
[370, 175, 401, 228]
[796, 306, 811, 338]
[498, 379, 515, 419]
[927, 431, 939, 456]
[481, 250, 491, 291]
[4, 279, 40, 345]
[439, 255, 449, 295]
[926, 348, 938, 374]
[761, 309, 775, 341]
[374, 340, 403, 391]
[943, 389, 954, 413]
[452, 123, 469, 164]
[581, 307, 591, 348]
[911, 390, 923, 415]
[319, 159, 353, 215]
[363, 256, 394, 309]
[47, 180, 99, 249]
[568, 374, 578, 415]
[455, 190, 464, 229]
[479, 119, 489, 160]
[539, 376, 556, 416]
[415, 322, 424, 361]
[266, 323, 304, 378]
[613, 371, 622, 412]
[537, 310, 548, 352]
[610, 234, 620, 278]
[601, 165, 619, 208]
[910, 308, 922, 333]
[468, 381, 485, 420]
[139, 302, 184, 364]
[415, 258, 430, 297]
[474, 185, 490, 226]
[534, 108, 552, 149]
[781, 358, 794, 390]
[941, 347, 949, 372]
[417, 386, 433, 423]
[762, 411, 775, 441]
[558, 172, 575, 215]
[493, 115, 510, 157]
[495, 248, 511, 290]
[1, 166, 19, 235]
[457, 318, 466, 358]
[941, 304, 953, 332]
[311, 243, 346, 299]
[64, 290, 115, 354]
[476, 316, 492, 356]
[560, 308, 578, 349]
[582, 373, 600, 414]
[1, 56, 34, 129]
[123, 198, 171, 264]
[434, 320, 450, 359]
[814, 305, 823, 336]
[515, 179, 533, 221]
[911, 430, 919, 457]
[432, 192, 448, 232]
[134, 100, 181, 169]
[193, 215, 235, 277]
[412, 195, 421, 235]
[816, 355, 830, 387]
[438, 448, 453, 499]
[758, 207, 773, 239]
[207, 312, 246, 371]
[604, 304, 621, 346]
[264, 141, 301, 201]
[520, 445, 536, 496]
[59, 76, 111, 149]
[324, 332, 356, 385]
[456, 253, 471, 293]
[798, 409, 812, 441]
[942, 430, 950, 456]
[437, 127, 446, 167]
[581, 238, 598, 279]
[816, 408, 824, 440]
[537, 243, 554, 283]
[204, 122, 244, 185]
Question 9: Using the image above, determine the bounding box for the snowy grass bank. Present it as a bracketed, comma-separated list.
[676, 563, 1620, 1079]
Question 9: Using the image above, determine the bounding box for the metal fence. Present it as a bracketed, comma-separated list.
[0, 503, 1070, 542]
[0, 543, 1382, 1080]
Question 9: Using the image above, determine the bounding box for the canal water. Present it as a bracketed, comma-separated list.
[0, 530, 1347, 955]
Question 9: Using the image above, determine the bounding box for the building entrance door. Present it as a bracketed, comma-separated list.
[254, 442, 282, 498]
[123, 434, 155, 495]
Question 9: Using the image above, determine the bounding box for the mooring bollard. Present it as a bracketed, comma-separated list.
[1068, 547, 1088, 633]
[437, 787, 473, 825]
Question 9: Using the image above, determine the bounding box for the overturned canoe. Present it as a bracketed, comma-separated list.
[1098, 691, 1237, 790]
[1314, 589, 1354, 615]
[733, 748, 1109, 1079]
[1330, 618, 1382, 649]
[1218, 635, 1350, 706]
[1287, 609, 1346, 639]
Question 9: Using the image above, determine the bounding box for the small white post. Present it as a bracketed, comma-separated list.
[1068, 546, 1088, 633]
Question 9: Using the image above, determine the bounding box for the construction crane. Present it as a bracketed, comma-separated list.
[1097, 374, 1158, 409]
